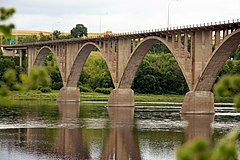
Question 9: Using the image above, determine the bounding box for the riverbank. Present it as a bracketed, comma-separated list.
[7, 90, 233, 103]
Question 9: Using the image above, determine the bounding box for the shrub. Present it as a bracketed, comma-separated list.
[20, 67, 51, 90]
[94, 87, 112, 94]
[0, 85, 9, 97]
[3, 69, 17, 90]
[51, 82, 63, 90]
[177, 129, 238, 160]
[39, 87, 52, 93]
[79, 85, 92, 92]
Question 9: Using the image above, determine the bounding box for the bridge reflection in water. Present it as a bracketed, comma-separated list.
[53, 102, 89, 159]
[55, 103, 141, 159]
[25, 102, 89, 159]
[101, 106, 141, 160]
[54, 103, 214, 159]
[25, 103, 142, 159]
[22, 102, 217, 159]
[181, 114, 214, 141]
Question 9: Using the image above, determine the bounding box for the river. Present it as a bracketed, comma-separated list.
[0, 101, 239, 160]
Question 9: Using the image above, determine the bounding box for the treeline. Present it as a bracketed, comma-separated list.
[133, 53, 188, 94]
[1, 24, 88, 44]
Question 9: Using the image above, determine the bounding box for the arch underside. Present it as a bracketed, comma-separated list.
[118, 36, 190, 90]
[34, 47, 53, 66]
[66, 42, 113, 88]
[195, 29, 240, 91]
[33, 46, 66, 85]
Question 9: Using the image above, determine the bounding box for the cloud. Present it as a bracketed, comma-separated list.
[1, 0, 240, 32]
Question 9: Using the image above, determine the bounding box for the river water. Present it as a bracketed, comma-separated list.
[0, 101, 239, 160]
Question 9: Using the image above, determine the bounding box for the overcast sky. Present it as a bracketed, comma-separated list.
[1, 0, 240, 33]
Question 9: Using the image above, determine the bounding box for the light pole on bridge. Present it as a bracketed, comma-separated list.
[167, 0, 179, 29]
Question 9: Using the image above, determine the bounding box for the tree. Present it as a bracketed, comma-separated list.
[70, 24, 88, 38]
[233, 45, 240, 60]
[3, 69, 17, 90]
[18, 35, 38, 43]
[39, 32, 51, 41]
[133, 53, 188, 94]
[0, 7, 15, 38]
[53, 30, 61, 40]
[20, 67, 51, 90]
[0, 57, 16, 81]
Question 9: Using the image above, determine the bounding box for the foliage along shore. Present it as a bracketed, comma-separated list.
[7, 90, 233, 103]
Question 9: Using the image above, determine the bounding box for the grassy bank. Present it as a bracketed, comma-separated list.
[8, 91, 185, 102]
[6, 90, 233, 103]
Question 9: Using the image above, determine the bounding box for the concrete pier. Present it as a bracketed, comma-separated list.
[108, 88, 134, 107]
[57, 87, 80, 102]
[181, 91, 214, 114]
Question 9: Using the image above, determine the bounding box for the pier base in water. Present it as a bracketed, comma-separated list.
[181, 91, 214, 114]
[57, 87, 80, 102]
[108, 88, 134, 107]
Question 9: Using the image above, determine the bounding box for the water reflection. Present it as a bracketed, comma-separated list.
[52, 102, 89, 159]
[24, 104, 142, 159]
[181, 114, 214, 141]
[1, 102, 237, 160]
[101, 107, 141, 160]
[25, 102, 89, 159]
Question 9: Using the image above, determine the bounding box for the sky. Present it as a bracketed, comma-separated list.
[1, 0, 240, 33]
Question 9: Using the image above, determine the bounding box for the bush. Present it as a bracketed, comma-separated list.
[39, 87, 52, 93]
[177, 129, 238, 160]
[0, 85, 9, 97]
[79, 85, 92, 92]
[3, 69, 17, 90]
[20, 67, 51, 90]
[94, 87, 112, 94]
[51, 82, 63, 90]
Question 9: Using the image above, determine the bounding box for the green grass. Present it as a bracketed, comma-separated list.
[214, 96, 233, 103]
[8, 91, 184, 102]
[6, 90, 234, 103]
[135, 93, 184, 102]
[9, 90, 58, 101]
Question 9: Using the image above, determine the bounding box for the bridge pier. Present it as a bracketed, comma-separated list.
[107, 88, 134, 107]
[181, 91, 214, 114]
[57, 87, 80, 102]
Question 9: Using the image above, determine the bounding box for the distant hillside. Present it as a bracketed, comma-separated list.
[0, 30, 100, 37]
[0, 30, 52, 36]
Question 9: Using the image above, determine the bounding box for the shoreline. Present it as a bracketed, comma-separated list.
[5, 90, 234, 104]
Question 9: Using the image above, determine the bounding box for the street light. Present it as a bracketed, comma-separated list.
[167, 0, 179, 29]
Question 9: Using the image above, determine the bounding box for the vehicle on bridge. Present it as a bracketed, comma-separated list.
[101, 31, 113, 37]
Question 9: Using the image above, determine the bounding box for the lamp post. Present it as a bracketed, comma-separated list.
[167, 0, 178, 29]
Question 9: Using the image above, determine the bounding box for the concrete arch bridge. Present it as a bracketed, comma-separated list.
[2, 20, 240, 114]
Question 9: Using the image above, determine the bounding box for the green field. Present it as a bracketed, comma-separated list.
[6, 90, 233, 103]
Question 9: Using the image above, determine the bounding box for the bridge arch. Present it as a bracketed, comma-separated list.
[66, 42, 112, 88]
[118, 36, 190, 90]
[33, 46, 64, 87]
[33, 46, 56, 66]
[194, 29, 240, 91]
